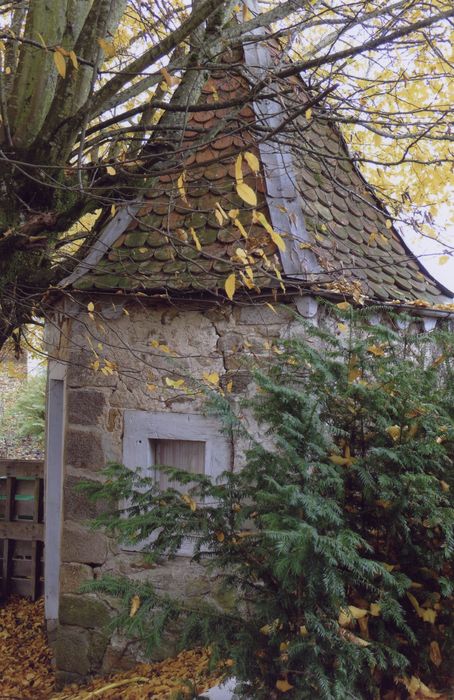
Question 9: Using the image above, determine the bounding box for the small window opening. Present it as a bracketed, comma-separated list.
[150, 439, 205, 490]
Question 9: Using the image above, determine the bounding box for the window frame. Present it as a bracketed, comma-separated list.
[122, 410, 230, 555]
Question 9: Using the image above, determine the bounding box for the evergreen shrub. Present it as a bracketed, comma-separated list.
[83, 306, 454, 699]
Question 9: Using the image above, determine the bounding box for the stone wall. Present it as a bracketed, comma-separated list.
[45, 294, 442, 683]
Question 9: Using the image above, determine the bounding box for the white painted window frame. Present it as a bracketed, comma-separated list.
[122, 410, 230, 555]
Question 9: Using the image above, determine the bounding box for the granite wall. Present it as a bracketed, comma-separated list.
[44, 294, 442, 683]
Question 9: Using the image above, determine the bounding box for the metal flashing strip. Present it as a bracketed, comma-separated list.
[59, 202, 142, 289]
[242, 35, 322, 279]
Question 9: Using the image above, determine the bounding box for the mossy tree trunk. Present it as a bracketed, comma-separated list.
[0, 0, 229, 346]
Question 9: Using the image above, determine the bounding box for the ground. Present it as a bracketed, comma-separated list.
[0, 597, 223, 699]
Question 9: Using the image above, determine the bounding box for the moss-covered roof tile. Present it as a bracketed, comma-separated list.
[71, 45, 450, 306]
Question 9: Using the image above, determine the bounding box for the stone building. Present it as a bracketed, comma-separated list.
[43, 42, 453, 683]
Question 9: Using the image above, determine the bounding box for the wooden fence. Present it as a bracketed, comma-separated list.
[0, 460, 44, 600]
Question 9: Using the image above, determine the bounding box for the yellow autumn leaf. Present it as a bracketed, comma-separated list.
[234, 218, 248, 239]
[177, 171, 187, 203]
[375, 499, 392, 509]
[129, 595, 141, 618]
[337, 322, 348, 333]
[348, 367, 362, 383]
[348, 606, 369, 619]
[165, 377, 185, 388]
[429, 640, 442, 667]
[407, 593, 437, 624]
[239, 271, 255, 289]
[370, 603, 381, 617]
[181, 494, 197, 512]
[53, 50, 66, 78]
[36, 32, 47, 49]
[265, 302, 277, 313]
[367, 344, 385, 356]
[228, 208, 239, 219]
[253, 211, 286, 251]
[438, 255, 449, 265]
[226, 380, 233, 393]
[242, 2, 253, 20]
[336, 301, 351, 310]
[87, 302, 95, 312]
[401, 675, 442, 698]
[235, 247, 248, 262]
[215, 202, 229, 221]
[440, 480, 449, 492]
[431, 354, 445, 368]
[385, 219, 392, 229]
[340, 629, 370, 647]
[160, 66, 178, 87]
[270, 230, 286, 252]
[329, 454, 349, 467]
[97, 37, 115, 58]
[106, 165, 116, 176]
[244, 150, 260, 173]
[299, 625, 308, 636]
[305, 107, 312, 121]
[225, 273, 236, 300]
[69, 50, 78, 70]
[235, 153, 243, 183]
[387, 425, 401, 442]
[216, 531, 225, 542]
[276, 679, 294, 692]
[189, 227, 202, 251]
[203, 371, 219, 385]
[236, 181, 257, 206]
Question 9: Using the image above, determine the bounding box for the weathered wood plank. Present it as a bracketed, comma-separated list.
[0, 460, 44, 478]
[0, 521, 44, 540]
[30, 541, 40, 601]
[0, 461, 45, 598]
[1, 539, 11, 597]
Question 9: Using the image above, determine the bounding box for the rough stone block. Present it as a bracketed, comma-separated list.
[65, 429, 105, 470]
[59, 594, 111, 629]
[67, 390, 106, 426]
[53, 626, 91, 676]
[102, 641, 138, 674]
[55, 670, 85, 689]
[62, 522, 107, 564]
[60, 562, 94, 594]
[64, 476, 111, 521]
[66, 351, 118, 388]
[217, 332, 244, 354]
[89, 630, 110, 667]
[238, 305, 291, 325]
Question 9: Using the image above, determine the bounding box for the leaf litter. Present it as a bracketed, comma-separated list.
[0, 597, 223, 699]
[1, 597, 452, 699]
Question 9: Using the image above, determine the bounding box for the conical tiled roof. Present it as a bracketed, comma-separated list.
[65, 44, 451, 306]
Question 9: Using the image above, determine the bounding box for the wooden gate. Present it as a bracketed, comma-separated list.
[0, 460, 44, 600]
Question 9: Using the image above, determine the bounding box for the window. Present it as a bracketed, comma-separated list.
[122, 410, 230, 554]
[151, 439, 205, 490]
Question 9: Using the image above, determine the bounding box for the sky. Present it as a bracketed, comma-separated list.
[403, 203, 454, 297]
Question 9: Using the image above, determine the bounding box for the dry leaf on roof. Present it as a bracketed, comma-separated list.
[224, 273, 236, 300]
[236, 181, 257, 206]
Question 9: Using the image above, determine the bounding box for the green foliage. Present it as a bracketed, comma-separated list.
[82, 306, 454, 699]
[2, 374, 46, 446]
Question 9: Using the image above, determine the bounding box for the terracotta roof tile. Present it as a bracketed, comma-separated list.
[72, 46, 449, 305]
